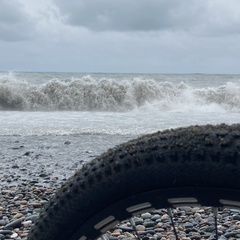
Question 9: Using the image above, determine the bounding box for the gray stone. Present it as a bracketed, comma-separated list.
[0, 220, 6, 226]
[25, 214, 39, 222]
[141, 213, 152, 219]
[0, 229, 13, 235]
[4, 217, 23, 229]
[118, 226, 134, 231]
[151, 214, 161, 221]
[144, 221, 155, 228]
[233, 215, 240, 221]
[205, 225, 215, 232]
[133, 217, 144, 225]
[218, 236, 227, 240]
[224, 230, 240, 238]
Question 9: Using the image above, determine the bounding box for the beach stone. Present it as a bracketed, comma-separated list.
[144, 221, 155, 228]
[133, 217, 144, 225]
[160, 214, 169, 222]
[0, 229, 13, 235]
[20, 200, 28, 205]
[0, 220, 6, 226]
[10, 232, 18, 238]
[127, 232, 135, 237]
[154, 228, 165, 232]
[183, 222, 194, 229]
[13, 212, 24, 219]
[179, 207, 193, 214]
[22, 220, 32, 227]
[118, 225, 134, 231]
[4, 218, 23, 229]
[12, 164, 19, 169]
[194, 212, 202, 220]
[218, 236, 227, 240]
[136, 225, 145, 231]
[151, 214, 161, 221]
[29, 202, 42, 208]
[233, 215, 240, 221]
[154, 233, 163, 239]
[141, 213, 152, 219]
[111, 229, 122, 236]
[108, 236, 118, 240]
[190, 235, 201, 240]
[25, 214, 39, 222]
[146, 230, 155, 235]
[166, 234, 175, 240]
[137, 230, 147, 235]
[205, 225, 215, 232]
[19, 232, 29, 238]
[224, 230, 240, 238]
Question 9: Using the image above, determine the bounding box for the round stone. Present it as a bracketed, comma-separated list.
[151, 214, 161, 221]
[233, 215, 240, 221]
[141, 213, 152, 219]
[136, 225, 145, 231]
[144, 221, 155, 228]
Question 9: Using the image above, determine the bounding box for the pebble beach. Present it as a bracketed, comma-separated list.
[0, 134, 133, 239]
[106, 208, 240, 240]
[1, 135, 240, 240]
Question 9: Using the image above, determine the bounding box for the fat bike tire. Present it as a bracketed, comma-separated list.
[28, 124, 240, 240]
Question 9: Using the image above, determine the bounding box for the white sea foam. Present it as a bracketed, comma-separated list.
[1, 74, 240, 112]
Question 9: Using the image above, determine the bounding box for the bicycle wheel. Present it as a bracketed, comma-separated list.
[28, 124, 240, 240]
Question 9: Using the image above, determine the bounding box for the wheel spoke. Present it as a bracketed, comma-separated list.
[167, 208, 179, 240]
[129, 217, 141, 240]
[213, 207, 218, 240]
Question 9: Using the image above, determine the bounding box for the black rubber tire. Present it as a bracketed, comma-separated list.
[28, 124, 240, 240]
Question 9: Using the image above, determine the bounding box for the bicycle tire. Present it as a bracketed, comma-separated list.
[28, 124, 240, 240]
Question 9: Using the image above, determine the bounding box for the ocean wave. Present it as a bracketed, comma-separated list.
[0, 76, 240, 112]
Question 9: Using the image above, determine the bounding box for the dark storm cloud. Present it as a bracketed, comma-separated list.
[0, 0, 35, 41]
[54, 0, 206, 32]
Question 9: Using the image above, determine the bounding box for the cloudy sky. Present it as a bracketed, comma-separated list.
[1, 0, 240, 73]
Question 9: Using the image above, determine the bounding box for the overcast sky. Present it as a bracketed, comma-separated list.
[1, 0, 240, 73]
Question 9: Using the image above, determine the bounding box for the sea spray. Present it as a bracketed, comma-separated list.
[1, 74, 240, 112]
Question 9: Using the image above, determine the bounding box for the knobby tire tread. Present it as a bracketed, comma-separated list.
[28, 124, 240, 240]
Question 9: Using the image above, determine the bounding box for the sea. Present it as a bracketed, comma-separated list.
[1, 72, 240, 181]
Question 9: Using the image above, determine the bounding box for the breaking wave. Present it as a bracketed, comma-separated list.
[1, 75, 240, 112]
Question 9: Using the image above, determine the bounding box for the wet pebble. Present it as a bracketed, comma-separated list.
[0, 176, 58, 239]
[2, 151, 240, 239]
[141, 213, 152, 219]
[108, 207, 240, 240]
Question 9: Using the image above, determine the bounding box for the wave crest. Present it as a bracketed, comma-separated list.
[0, 76, 240, 112]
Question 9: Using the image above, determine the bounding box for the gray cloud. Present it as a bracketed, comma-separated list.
[0, 0, 36, 41]
[53, 0, 240, 38]
[1, 0, 240, 73]
[54, 0, 206, 32]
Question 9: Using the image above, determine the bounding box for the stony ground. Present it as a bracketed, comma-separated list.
[1, 175, 240, 240]
[0, 173, 60, 239]
[106, 208, 240, 240]
[1, 135, 240, 239]
[0, 134, 132, 239]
